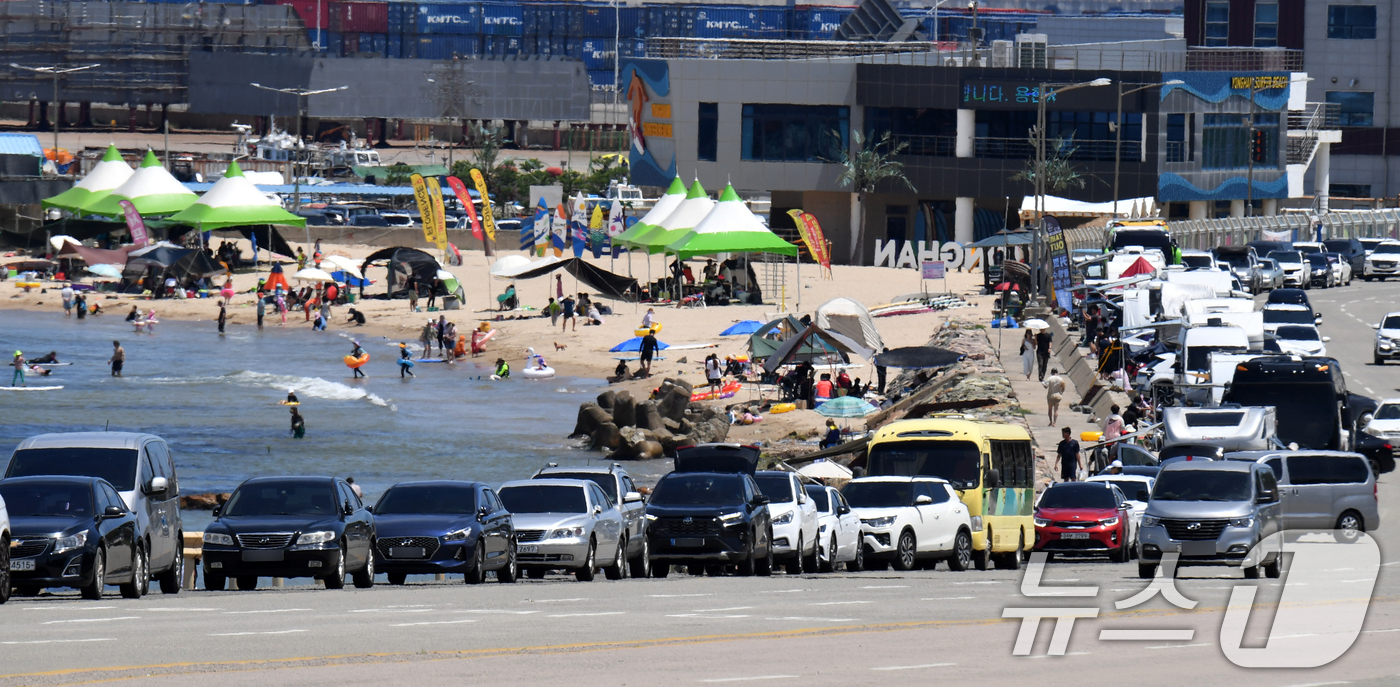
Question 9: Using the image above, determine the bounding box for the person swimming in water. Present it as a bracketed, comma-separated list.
[349, 341, 366, 378]
[398, 343, 415, 378]
[494, 358, 510, 378]
[286, 389, 299, 405]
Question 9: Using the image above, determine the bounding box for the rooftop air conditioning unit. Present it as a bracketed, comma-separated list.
[1015, 33, 1047, 69]
[991, 39, 1014, 68]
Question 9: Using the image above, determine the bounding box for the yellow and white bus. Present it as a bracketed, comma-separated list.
[863, 415, 1035, 569]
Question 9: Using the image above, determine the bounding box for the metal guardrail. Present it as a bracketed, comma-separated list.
[1185, 47, 1305, 72]
[975, 136, 1141, 162]
[1166, 211, 1400, 250]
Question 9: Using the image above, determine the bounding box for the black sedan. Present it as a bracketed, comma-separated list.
[370, 480, 517, 585]
[201, 476, 375, 591]
[1, 476, 146, 599]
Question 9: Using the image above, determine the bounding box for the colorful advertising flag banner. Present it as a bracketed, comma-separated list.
[468, 168, 497, 244]
[118, 199, 149, 246]
[1043, 214, 1073, 314]
[424, 176, 449, 250]
[409, 174, 436, 245]
[445, 176, 483, 242]
[787, 209, 831, 272]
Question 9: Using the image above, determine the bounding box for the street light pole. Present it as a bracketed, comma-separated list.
[250, 83, 348, 247]
[10, 63, 99, 158]
[1113, 79, 1184, 217]
[1032, 77, 1110, 305]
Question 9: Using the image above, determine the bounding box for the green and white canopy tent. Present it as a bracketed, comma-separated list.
[615, 176, 685, 249]
[79, 150, 197, 218]
[664, 184, 797, 259]
[627, 179, 715, 254]
[166, 161, 306, 230]
[41, 144, 134, 213]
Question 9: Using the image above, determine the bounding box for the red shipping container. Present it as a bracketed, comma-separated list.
[330, 1, 388, 34]
[271, 0, 329, 31]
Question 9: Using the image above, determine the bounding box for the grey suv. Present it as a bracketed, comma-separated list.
[1225, 450, 1378, 539]
[532, 463, 650, 577]
[1137, 461, 1282, 579]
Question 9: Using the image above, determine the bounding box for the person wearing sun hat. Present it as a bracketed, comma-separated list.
[11, 350, 25, 387]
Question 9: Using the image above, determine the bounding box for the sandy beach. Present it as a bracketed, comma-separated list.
[4, 237, 1000, 446]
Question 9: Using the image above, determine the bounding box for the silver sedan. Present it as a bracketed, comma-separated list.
[497, 479, 627, 581]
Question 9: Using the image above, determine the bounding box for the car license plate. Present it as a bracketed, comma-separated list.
[389, 547, 425, 559]
[9, 558, 34, 571]
[241, 550, 284, 562]
[1060, 532, 1091, 540]
[1183, 541, 1216, 556]
[519, 545, 539, 554]
[672, 538, 705, 547]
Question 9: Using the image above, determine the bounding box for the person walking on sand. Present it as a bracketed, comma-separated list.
[555, 274, 564, 300]
[11, 350, 25, 387]
[705, 354, 722, 396]
[109, 340, 125, 377]
[217, 303, 227, 334]
[545, 297, 561, 326]
[409, 286, 418, 313]
[349, 341, 366, 379]
[1020, 329, 1035, 379]
[639, 329, 659, 377]
[1045, 368, 1065, 426]
[1057, 427, 1084, 483]
[60, 283, 74, 317]
[289, 407, 306, 439]
[561, 294, 576, 332]
[1035, 328, 1053, 382]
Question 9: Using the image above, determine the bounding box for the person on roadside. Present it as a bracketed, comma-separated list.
[109, 340, 125, 377]
[1103, 404, 1125, 441]
[1020, 329, 1035, 379]
[217, 303, 227, 334]
[876, 348, 889, 395]
[1035, 327, 1053, 382]
[639, 329, 658, 376]
[289, 407, 306, 439]
[1045, 368, 1065, 426]
[60, 283, 74, 317]
[1057, 427, 1083, 482]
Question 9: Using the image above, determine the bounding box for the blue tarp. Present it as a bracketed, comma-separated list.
[720, 320, 764, 336]
[609, 336, 670, 352]
[330, 271, 370, 287]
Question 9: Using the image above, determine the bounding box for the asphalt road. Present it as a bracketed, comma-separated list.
[3, 280, 1400, 687]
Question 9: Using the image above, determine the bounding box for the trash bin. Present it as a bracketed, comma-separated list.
[444, 296, 461, 310]
[347, 292, 357, 304]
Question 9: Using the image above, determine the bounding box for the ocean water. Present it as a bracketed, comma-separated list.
[0, 310, 647, 530]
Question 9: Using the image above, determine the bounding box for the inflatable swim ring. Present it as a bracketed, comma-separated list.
[633, 323, 664, 337]
[278, 401, 301, 406]
[1080, 431, 1103, 443]
[344, 353, 370, 369]
[690, 380, 743, 402]
[520, 366, 556, 379]
[769, 403, 796, 414]
[397, 358, 415, 368]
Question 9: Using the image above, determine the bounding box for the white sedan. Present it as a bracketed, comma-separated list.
[1364, 399, 1400, 441]
[1085, 475, 1155, 549]
[1274, 324, 1330, 357]
[805, 484, 862, 572]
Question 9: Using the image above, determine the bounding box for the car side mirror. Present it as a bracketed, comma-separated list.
[915, 495, 933, 505]
[1372, 323, 1380, 330]
[212, 505, 221, 517]
[985, 469, 1001, 490]
[1315, 314, 1323, 324]
[624, 491, 643, 503]
[477, 506, 489, 521]
[838, 505, 850, 515]
[1323, 336, 1332, 343]
[365, 505, 373, 514]
[103, 505, 124, 519]
[593, 505, 603, 515]
[146, 476, 168, 495]
[342, 501, 354, 516]
[751, 495, 770, 507]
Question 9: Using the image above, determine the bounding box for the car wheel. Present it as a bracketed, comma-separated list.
[820, 535, 838, 573]
[526, 567, 547, 580]
[688, 564, 706, 576]
[324, 541, 347, 589]
[204, 572, 225, 592]
[785, 534, 803, 575]
[157, 534, 183, 595]
[651, 563, 670, 578]
[1337, 510, 1365, 542]
[465, 544, 486, 584]
[1263, 556, 1282, 578]
[352, 545, 375, 588]
[604, 539, 626, 580]
[387, 572, 407, 586]
[1376, 354, 1385, 366]
[628, 536, 650, 579]
[81, 547, 106, 600]
[995, 532, 1024, 570]
[574, 538, 597, 582]
[1109, 536, 1129, 563]
[846, 541, 865, 572]
[802, 534, 819, 573]
[1138, 562, 1157, 579]
[497, 539, 518, 583]
[1243, 565, 1261, 579]
[755, 527, 774, 577]
[737, 534, 757, 577]
[236, 576, 258, 591]
[0, 535, 9, 605]
[891, 529, 917, 571]
[973, 532, 992, 571]
[947, 531, 973, 571]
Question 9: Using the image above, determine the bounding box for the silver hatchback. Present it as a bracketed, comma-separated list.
[1137, 461, 1282, 579]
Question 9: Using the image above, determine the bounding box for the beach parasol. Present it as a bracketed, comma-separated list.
[816, 396, 879, 418]
[319, 255, 363, 280]
[166, 161, 306, 230]
[797, 460, 854, 480]
[436, 269, 462, 294]
[41, 144, 134, 213]
[79, 150, 197, 218]
[664, 184, 798, 259]
[85, 264, 123, 279]
[609, 336, 670, 352]
[968, 230, 1035, 248]
[293, 267, 335, 282]
[1022, 318, 1050, 330]
[720, 320, 765, 336]
[49, 235, 80, 251]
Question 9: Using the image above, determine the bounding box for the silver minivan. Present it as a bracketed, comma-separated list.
[1137, 461, 1282, 579]
[1225, 450, 1379, 538]
[5, 432, 184, 594]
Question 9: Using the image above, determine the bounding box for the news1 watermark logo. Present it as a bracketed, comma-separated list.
[1003, 531, 1381, 667]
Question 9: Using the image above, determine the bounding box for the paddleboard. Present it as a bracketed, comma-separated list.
[417, 358, 448, 363]
[34, 362, 72, 367]
[0, 385, 63, 391]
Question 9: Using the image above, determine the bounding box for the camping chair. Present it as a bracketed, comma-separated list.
[496, 286, 517, 311]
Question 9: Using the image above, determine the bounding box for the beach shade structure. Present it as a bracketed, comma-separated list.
[490, 256, 638, 300]
[329, 271, 369, 287]
[720, 320, 765, 336]
[628, 179, 715, 254]
[664, 184, 798, 259]
[967, 229, 1035, 248]
[816, 396, 880, 418]
[872, 346, 965, 369]
[797, 459, 854, 480]
[123, 243, 222, 283]
[49, 235, 80, 252]
[490, 255, 532, 280]
[759, 321, 869, 373]
[1119, 256, 1157, 278]
[318, 254, 363, 280]
[167, 161, 306, 231]
[41, 144, 134, 213]
[616, 176, 685, 249]
[79, 150, 197, 218]
[294, 267, 336, 283]
[814, 297, 885, 354]
[609, 336, 670, 353]
[436, 269, 464, 299]
[85, 263, 124, 279]
[359, 247, 441, 298]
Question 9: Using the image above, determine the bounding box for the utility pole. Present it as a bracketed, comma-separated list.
[1113, 79, 1183, 217]
[250, 83, 349, 246]
[10, 63, 99, 158]
[1033, 77, 1110, 305]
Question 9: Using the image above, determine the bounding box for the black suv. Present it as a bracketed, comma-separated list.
[645, 444, 773, 577]
[1324, 237, 1366, 274]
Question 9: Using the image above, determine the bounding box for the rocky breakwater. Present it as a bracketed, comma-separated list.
[570, 378, 730, 460]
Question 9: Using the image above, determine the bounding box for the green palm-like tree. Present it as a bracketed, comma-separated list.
[835, 130, 914, 264]
[1011, 133, 1088, 193]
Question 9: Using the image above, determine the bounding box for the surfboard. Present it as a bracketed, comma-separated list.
[0, 386, 63, 391]
[417, 358, 448, 363]
[33, 362, 71, 367]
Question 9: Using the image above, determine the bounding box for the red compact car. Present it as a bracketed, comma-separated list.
[1033, 482, 1134, 562]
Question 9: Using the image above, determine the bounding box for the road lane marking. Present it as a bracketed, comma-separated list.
[650, 594, 713, 598]
[348, 608, 434, 614]
[137, 608, 222, 612]
[871, 663, 956, 671]
[1145, 642, 1212, 650]
[668, 614, 752, 619]
[1026, 652, 1090, 659]
[42, 617, 140, 625]
[223, 608, 310, 614]
[700, 675, 797, 683]
[0, 638, 115, 645]
[860, 585, 908, 589]
[809, 601, 871, 606]
[1278, 682, 1351, 687]
[952, 581, 1005, 585]
[524, 598, 587, 603]
[764, 616, 858, 622]
[922, 597, 975, 600]
[455, 610, 539, 615]
[209, 630, 307, 637]
[695, 606, 753, 612]
[762, 589, 806, 594]
[1363, 628, 1400, 633]
[390, 620, 479, 627]
[22, 606, 116, 611]
[548, 612, 625, 618]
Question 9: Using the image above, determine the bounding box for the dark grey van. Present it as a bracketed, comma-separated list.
[5, 433, 184, 593]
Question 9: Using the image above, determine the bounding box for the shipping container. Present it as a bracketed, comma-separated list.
[413, 3, 482, 35]
[553, 5, 580, 36]
[330, 1, 389, 33]
[484, 34, 521, 56]
[387, 2, 413, 35]
[328, 30, 344, 55]
[271, 0, 330, 30]
[790, 6, 852, 39]
[692, 6, 788, 39]
[480, 2, 523, 35]
[416, 33, 482, 59]
[587, 69, 615, 88]
[578, 5, 612, 37]
[388, 31, 403, 57]
[617, 36, 645, 58]
[564, 36, 583, 60]
[307, 28, 330, 51]
[522, 5, 543, 35]
[549, 34, 568, 56]
[579, 37, 613, 69]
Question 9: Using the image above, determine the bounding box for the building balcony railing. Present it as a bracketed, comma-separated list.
[1165, 141, 1186, 163]
[1184, 47, 1305, 72]
[1289, 102, 1341, 131]
[887, 134, 958, 157]
[973, 136, 1142, 162]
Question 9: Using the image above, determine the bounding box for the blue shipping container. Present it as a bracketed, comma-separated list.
[387, 3, 413, 36]
[519, 34, 537, 55]
[481, 3, 524, 35]
[579, 37, 613, 69]
[554, 5, 581, 36]
[414, 3, 482, 35]
[797, 8, 852, 40]
[549, 35, 568, 55]
[328, 30, 344, 56]
[522, 6, 541, 35]
[307, 28, 329, 52]
[588, 69, 615, 88]
[388, 32, 403, 57]
[618, 37, 645, 58]
[749, 8, 787, 38]
[564, 36, 584, 60]
[485, 34, 521, 55]
[692, 7, 750, 39]
[579, 5, 613, 37]
[416, 34, 482, 59]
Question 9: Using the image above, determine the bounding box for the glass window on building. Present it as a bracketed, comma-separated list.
[1325, 91, 1374, 126]
[697, 102, 718, 161]
[1203, 113, 1280, 169]
[1330, 183, 1372, 198]
[1254, 2, 1279, 46]
[1166, 113, 1192, 162]
[1328, 5, 1377, 39]
[1205, 1, 1230, 46]
[741, 104, 849, 163]
[864, 107, 957, 157]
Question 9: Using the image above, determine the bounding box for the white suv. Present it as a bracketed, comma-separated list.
[753, 471, 820, 573]
[1363, 241, 1400, 281]
[0, 491, 9, 604]
[1373, 312, 1400, 364]
[843, 477, 975, 571]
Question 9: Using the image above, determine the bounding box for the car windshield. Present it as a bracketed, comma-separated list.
[1305, 255, 1327, 267]
[648, 474, 744, 507]
[753, 475, 794, 503]
[1263, 309, 1313, 324]
[866, 440, 980, 489]
[1182, 255, 1213, 268]
[1382, 316, 1400, 329]
[1374, 403, 1400, 420]
[1095, 479, 1152, 502]
[1110, 230, 1172, 252]
[537, 472, 617, 501]
[1152, 470, 1252, 501]
[1276, 325, 1320, 341]
[5, 447, 139, 492]
[1375, 244, 1400, 255]
[843, 481, 914, 508]
[222, 482, 339, 516]
[1267, 290, 1307, 305]
[1324, 240, 1354, 253]
[0, 482, 93, 517]
[1258, 259, 1275, 269]
[1268, 251, 1303, 264]
[1219, 254, 1252, 269]
[805, 487, 830, 512]
[373, 485, 477, 515]
[497, 485, 587, 514]
[1039, 484, 1116, 509]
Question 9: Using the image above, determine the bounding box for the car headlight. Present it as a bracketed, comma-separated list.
[549, 526, 586, 539]
[644, 513, 658, 521]
[1033, 517, 1051, 527]
[772, 511, 794, 526]
[1142, 516, 1161, 528]
[1228, 517, 1254, 528]
[1100, 517, 1120, 527]
[718, 512, 744, 525]
[443, 528, 471, 542]
[294, 531, 336, 546]
[861, 516, 896, 528]
[53, 531, 88, 554]
[202, 532, 234, 547]
[970, 516, 983, 531]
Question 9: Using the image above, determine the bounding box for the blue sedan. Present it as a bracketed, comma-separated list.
[370, 481, 518, 584]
